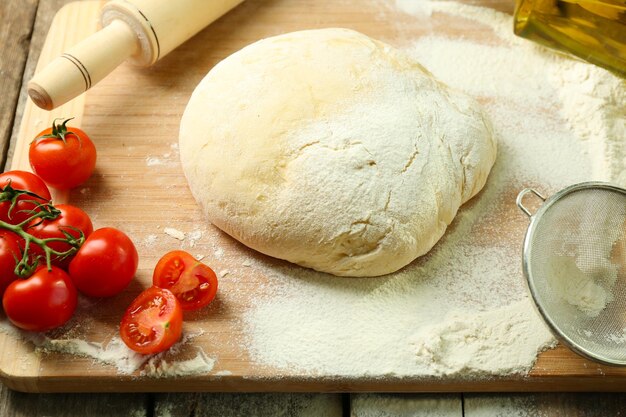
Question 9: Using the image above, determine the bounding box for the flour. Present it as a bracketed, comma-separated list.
[547, 256, 613, 317]
[2, 0, 623, 379]
[544, 205, 624, 317]
[397, 0, 625, 186]
[0, 318, 211, 376]
[242, 0, 624, 377]
[141, 348, 215, 378]
[163, 227, 186, 241]
[411, 300, 556, 375]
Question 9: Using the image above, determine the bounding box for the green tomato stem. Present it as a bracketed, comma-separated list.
[0, 218, 84, 278]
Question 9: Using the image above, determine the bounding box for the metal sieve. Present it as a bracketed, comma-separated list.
[517, 182, 626, 366]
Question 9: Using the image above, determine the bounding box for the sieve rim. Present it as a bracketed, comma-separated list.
[521, 181, 626, 366]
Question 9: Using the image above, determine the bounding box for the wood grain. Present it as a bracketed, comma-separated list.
[153, 393, 344, 417]
[0, 0, 152, 413]
[465, 393, 626, 417]
[2, 1, 625, 415]
[2, 0, 626, 394]
[0, 389, 149, 417]
[6, 0, 86, 170]
[10, 0, 104, 203]
[350, 394, 463, 417]
[0, 0, 38, 167]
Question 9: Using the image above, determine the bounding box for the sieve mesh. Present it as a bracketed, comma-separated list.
[523, 184, 626, 365]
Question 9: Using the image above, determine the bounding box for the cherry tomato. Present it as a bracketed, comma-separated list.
[0, 171, 51, 225]
[29, 118, 97, 189]
[120, 286, 183, 354]
[0, 231, 23, 297]
[27, 204, 93, 269]
[68, 227, 138, 297]
[153, 250, 218, 311]
[2, 266, 77, 332]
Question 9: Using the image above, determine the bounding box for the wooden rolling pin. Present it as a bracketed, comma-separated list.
[28, 0, 243, 110]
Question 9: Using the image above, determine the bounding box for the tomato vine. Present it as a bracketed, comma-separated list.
[0, 186, 85, 277]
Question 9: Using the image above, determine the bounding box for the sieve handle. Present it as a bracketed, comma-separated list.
[516, 188, 546, 217]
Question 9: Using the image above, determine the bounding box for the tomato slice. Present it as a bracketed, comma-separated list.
[120, 286, 183, 354]
[153, 250, 218, 311]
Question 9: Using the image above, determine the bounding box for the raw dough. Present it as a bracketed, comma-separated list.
[179, 28, 496, 277]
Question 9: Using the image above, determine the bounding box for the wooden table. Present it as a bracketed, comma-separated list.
[1, 0, 626, 415]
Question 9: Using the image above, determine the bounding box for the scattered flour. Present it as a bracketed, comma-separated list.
[146, 146, 179, 167]
[0, 319, 211, 376]
[142, 233, 158, 246]
[397, 0, 625, 186]
[411, 300, 556, 375]
[164, 227, 186, 241]
[546, 256, 615, 317]
[242, 0, 624, 377]
[607, 329, 626, 345]
[141, 348, 215, 378]
[146, 156, 164, 166]
[215, 370, 233, 376]
[1, 0, 622, 381]
[187, 229, 203, 248]
[214, 247, 225, 259]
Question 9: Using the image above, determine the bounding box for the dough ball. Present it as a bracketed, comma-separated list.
[179, 28, 496, 277]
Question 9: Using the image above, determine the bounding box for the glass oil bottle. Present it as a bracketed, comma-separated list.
[513, 0, 626, 77]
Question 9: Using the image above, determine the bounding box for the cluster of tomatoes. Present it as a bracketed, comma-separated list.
[0, 119, 219, 355]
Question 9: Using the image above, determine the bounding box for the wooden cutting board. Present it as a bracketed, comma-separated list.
[1, 0, 625, 393]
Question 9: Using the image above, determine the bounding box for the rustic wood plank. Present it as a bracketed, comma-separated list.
[153, 393, 344, 417]
[350, 394, 462, 417]
[6, 0, 90, 171]
[0, 389, 150, 417]
[465, 393, 626, 417]
[0, 1, 150, 415]
[1, 0, 626, 395]
[0, 0, 38, 168]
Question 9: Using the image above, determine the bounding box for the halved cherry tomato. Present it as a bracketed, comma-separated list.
[0, 230, 23, 297]
[0, 171, 51, 225]
[2, 266, 77, 332]
[153, 250, 218, 311]
[69, 227, 138, 297]
[120, 286, 183, 354]
[27, 204, 93, 269]
[29, 118, 97, 190]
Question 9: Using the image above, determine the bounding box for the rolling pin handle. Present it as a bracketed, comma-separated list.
[27, 19, 140, 111]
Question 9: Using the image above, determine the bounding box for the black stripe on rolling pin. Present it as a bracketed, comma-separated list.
[61, 53, 92, 90]
[120, 0, 161, 60]
[136, 8, 161, 60]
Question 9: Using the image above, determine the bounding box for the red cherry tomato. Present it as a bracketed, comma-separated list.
[0, 171, 51, 225]
[120, 286, 183, 354]
[27, 204, 93, 269]
[68, 227, 138, 297]
[0, 231, 23, 297]
[2, 266, 77, 332]
[153, 250, 218, 311]
[29, 118, 97, 189]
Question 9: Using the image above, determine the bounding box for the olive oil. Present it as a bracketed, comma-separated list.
[514, 0, 626, 76]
